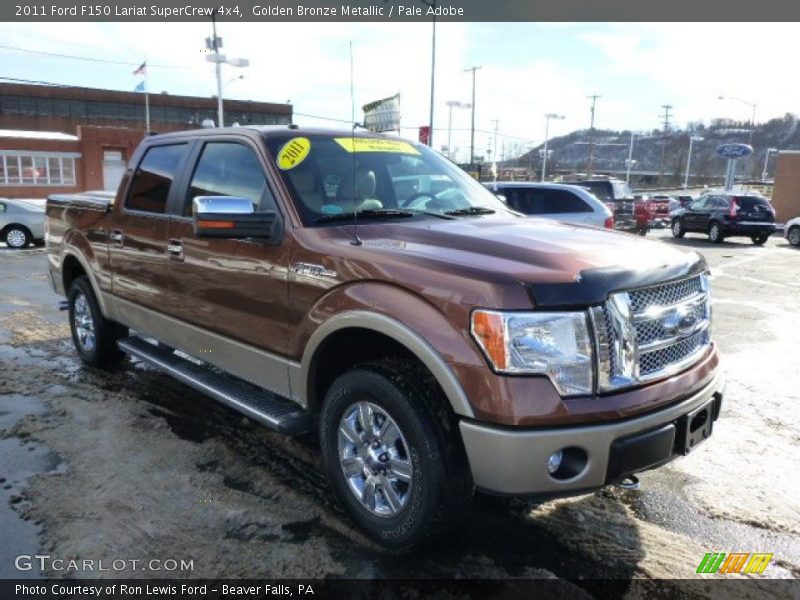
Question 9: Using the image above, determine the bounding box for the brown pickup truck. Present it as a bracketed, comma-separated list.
[46, 126, 724, 549]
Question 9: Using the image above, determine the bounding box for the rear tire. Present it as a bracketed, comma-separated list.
[751, 233, 769, 246]
[671, 218, 685, 238]
[319, 357, 472, 550]
[4, 226, 31, 248]
[708, 222, 724, 244]
[68, 276, 128, 368]
[788, 226, 800, 247]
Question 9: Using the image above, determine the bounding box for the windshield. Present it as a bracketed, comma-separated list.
[264, 134, 511, 225]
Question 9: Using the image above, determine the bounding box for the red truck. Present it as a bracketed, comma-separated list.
[46, 126, 724, 549]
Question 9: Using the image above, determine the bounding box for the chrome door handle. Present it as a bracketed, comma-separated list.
[167, 240, 184, 261]
[109, 229, 124, 245]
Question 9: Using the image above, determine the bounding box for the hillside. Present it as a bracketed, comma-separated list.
[514, 114, 800, 185]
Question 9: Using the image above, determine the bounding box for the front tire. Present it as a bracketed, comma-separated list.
[671, 218, 685, 238]
[708, 222, 724, 244]
[68, 276, 128, 368]
[4, 226, 30, 248]
[788, 226, 800, 247]
[319, 358, 472, 550]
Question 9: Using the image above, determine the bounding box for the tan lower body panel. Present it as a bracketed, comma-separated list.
[460, 371, 725, 495]
[103, 293, 303, 405]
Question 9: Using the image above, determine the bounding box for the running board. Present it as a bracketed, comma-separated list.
[117, 336, 314, 436]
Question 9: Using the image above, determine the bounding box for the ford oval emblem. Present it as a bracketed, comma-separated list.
[716, 143, 753, 159]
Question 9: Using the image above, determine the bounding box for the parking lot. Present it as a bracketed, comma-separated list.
[0, 228, 798, 591]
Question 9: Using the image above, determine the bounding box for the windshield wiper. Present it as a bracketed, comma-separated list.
[443, 206, 496, 216]
[314, 208, 415, 223]
[405, 209, 456, 220]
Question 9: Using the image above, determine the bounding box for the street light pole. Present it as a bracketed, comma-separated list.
[684, 135, 704, 189]
[625, 131, 635, 185]
[464, 66, 481, 164]
[541, 113, 564, 182]
[446, 101, 470, 160]
[762, 147, 778, 180]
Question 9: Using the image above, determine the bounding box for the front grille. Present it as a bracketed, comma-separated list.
[629, 276, 703, 313]
[595, 274, 711, 392]
[639, 329, 710, 376]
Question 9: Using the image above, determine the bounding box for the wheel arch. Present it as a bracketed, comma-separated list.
[61, 250, 110, 316]
[301, 311, 475, 420]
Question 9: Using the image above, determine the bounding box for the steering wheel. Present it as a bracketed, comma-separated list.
[403, 192, 437, 209]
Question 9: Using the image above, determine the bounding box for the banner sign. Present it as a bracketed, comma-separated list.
[362, 94, 401, 133]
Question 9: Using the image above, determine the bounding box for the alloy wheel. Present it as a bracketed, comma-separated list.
[73, 292, 96, 352]
[337, 401, 413, 517]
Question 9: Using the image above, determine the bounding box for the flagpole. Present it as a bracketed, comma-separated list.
[144, 56, 150, 134]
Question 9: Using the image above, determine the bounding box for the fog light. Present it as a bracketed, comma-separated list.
[547, 450, 563, 474]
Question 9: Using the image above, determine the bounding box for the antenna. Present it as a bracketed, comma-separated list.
[349, 40, 362, 247]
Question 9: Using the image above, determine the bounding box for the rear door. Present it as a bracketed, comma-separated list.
[684, 197, 711, 231]
[735, 196, 775, 224]
[164, 138, 290, 357]
[108, 142, 190, 311]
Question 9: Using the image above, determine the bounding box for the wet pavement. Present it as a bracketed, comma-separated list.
[0, 233, 798, 592]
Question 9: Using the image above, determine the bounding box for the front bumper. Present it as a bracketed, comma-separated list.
[459, 371, 725, 496]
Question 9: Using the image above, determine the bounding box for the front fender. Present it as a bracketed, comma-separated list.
[295, 282, 486, 418]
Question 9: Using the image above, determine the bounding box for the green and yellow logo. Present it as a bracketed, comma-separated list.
[696, 552, 773, 574]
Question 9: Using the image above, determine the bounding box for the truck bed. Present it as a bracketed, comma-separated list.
[48, 190, 115, 212]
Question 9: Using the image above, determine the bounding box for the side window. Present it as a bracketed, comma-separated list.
[545, 190, 593, 213]
[515, 188, 548, 215]
[714, 197, 730, 209]
[126, 144, 186, 214]
[690, 198, 708, 210]
[187, 142, 276, 215]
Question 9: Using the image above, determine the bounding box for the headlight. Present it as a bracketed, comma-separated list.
[471, 310, 594, 396]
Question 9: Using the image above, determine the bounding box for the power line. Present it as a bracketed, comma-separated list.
[0, 43, 202, 70]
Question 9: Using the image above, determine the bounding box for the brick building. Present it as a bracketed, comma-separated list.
[0, 82, 292, 197]
[771, 151, 800, 222]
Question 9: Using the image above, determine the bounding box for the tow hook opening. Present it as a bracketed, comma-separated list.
[614, 474, 640, 490]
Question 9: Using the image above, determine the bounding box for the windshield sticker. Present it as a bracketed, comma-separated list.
[277, 137, 311, 170]
[334, 138, 420, 155]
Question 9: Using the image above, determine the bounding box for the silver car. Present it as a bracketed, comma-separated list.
[483, 182, 614, 229]
[0, 198, 46, 248]
[785, 216, 800, 247]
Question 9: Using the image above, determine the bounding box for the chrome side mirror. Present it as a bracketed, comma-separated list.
[192, 195, 278, 239]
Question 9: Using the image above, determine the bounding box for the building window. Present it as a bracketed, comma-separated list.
[0, 153, 77, 186]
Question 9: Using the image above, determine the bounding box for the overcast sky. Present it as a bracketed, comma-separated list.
[0, 22, 797, 162]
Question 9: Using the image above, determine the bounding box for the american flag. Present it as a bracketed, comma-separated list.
[132, 61, 146, 76]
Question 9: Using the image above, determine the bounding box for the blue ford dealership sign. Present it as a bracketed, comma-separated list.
[716, 143, 753, 159]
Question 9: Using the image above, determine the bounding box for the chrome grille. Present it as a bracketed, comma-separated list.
[639, 329, 710, 376]
[593, 274, 711, 392]
[629, 276, 703, 313]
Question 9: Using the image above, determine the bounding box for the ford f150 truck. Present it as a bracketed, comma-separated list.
[46, 126, 724, 549]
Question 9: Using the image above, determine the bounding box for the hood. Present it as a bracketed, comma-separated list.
[352, 216, 705, 306]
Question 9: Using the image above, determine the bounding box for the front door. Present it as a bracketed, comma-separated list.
[165, 139, 290, 359]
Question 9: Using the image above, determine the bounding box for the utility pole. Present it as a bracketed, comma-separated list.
[491, 119, 499, 165]
[586, 94, 601, 175]
[659, 104, 673, 185]
[464, 66, 481, 164]
[211, 15, 224, 127]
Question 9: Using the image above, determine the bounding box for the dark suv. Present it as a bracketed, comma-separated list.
[670, 193, 776, 244]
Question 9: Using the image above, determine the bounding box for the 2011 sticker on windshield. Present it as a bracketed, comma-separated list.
[277, 137, 311, 170]
[334, 138, 420, 155]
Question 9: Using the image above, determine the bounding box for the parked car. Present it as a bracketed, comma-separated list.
[647, 195, 673, 228]
[558, 177, 639, 234]
[785, 216, 800, 247]
[676, 195, 695, 209]
[483, 182, 613, 229]
[46, 126, 724, 549]
[670, 194, 776, 244]
[0, 198, 45, 248]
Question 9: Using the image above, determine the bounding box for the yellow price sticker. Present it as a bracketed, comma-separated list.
[277, 137, 311, 170]
[334, 138, 420, 155]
